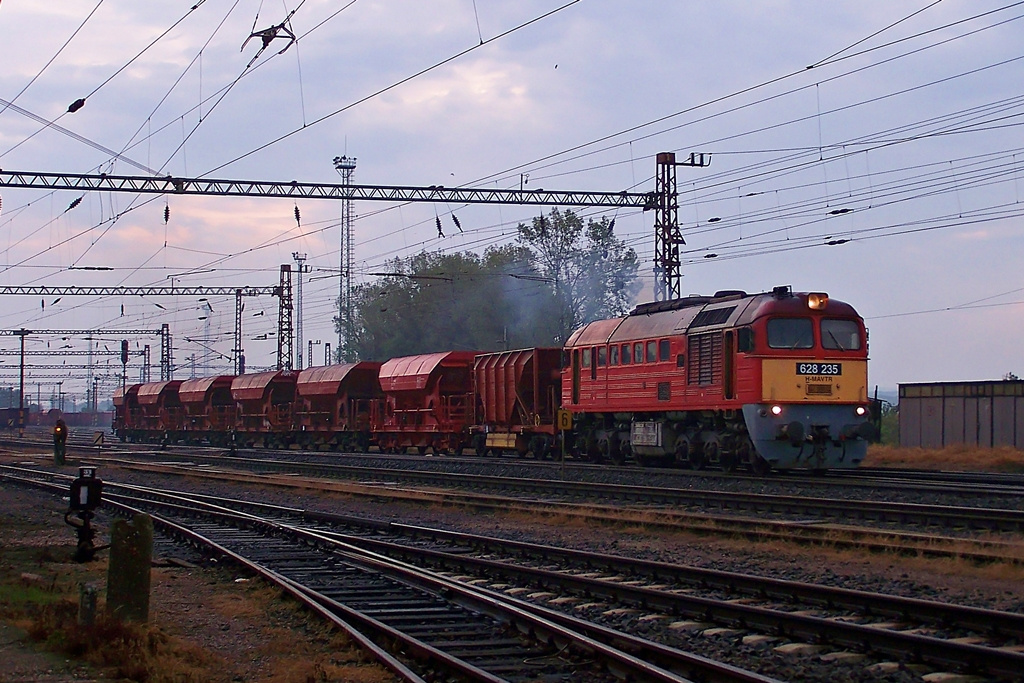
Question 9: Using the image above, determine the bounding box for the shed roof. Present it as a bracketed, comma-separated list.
[296, 362, 382, 397]
[379, 351, 476, 393]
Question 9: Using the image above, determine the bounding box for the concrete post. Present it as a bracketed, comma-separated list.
[78, 583, 97, 626]
[106, 513, 153, 623]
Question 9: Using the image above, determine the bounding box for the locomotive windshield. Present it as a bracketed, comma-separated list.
[767, 318, 813, 349]
[821, 318, 861, 350]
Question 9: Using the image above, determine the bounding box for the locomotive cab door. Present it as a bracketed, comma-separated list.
[724, 331, 735, 400]
[572, 349, 580, 404]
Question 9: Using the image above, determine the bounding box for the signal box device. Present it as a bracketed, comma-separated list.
[69, 467, 103, 511]
[66, 466, 105, 562]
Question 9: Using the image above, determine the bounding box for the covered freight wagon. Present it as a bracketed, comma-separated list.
[377, 351, 477, 454]
[293, 362, 383, 450]
[134, 380, 183, 442]
[472, 347, 562, 457]
[178, 375, 236, 445]
[231, 370, 298, 447]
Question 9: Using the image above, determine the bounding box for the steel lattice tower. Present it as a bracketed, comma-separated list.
[333, 155, 356, 362]
[292, 252, 307, 370]
[276, 264, 294, 371]
[653, 152, 682, 301]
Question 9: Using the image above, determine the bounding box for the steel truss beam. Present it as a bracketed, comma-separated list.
[0, 329, 163, 336]
[0, 170, 656, 208]
[0, 286, 275, 297]
[0, 350, 144, 356]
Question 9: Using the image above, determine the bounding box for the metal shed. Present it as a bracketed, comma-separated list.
[899, 380, 1024, 449]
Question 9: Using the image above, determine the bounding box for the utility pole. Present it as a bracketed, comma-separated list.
[333, 156, 357, 362]
[292, 252, 307, 370]
[17, 329, 28, 437]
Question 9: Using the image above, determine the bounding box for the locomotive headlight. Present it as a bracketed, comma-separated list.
[855, 405, 867, 417]
[807, 292, 829, 310]
[770, 405, 783, 416]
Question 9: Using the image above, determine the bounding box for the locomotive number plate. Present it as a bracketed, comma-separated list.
[796, 362, 842, 376]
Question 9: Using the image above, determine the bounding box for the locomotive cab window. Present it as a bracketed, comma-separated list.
[634, 342, 644, 364]
[821, 318, 862, 350]
[582, 349, 591, 367]
[620, 344, 631, 364]
[598, 346, 607, 366]
[767, 317, 814, 349]
[610, 345, 619, 365]
[646, 340, 657, 363]
[659, 339, 671, 362]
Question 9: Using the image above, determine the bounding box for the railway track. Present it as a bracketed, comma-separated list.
[5, 450, 1024, 564]
[8, 432, 1024, 500]
[1, 468, 772, 683]
[63, 448, 1024, 532]
[5, 467, 1024, 681]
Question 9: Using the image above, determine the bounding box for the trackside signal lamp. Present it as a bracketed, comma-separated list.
[807, 293, 829, 310]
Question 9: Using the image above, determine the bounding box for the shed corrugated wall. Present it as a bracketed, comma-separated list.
[899, 381, 1024, 449]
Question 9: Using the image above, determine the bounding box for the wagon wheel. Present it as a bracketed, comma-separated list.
[417, 445, 428, 455]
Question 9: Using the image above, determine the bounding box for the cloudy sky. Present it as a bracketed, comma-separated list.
[0, 0, 1022, 403]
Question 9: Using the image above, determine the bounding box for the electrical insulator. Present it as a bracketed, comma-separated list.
[164, 205, 170, 224]
[294, 205, 301, 227]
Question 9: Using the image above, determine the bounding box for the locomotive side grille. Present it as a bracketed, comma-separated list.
[687, 333, 722, 385]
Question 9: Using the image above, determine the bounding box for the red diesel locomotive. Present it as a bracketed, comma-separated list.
[112, 285, 872, 472]
[563, 285, 872, 472]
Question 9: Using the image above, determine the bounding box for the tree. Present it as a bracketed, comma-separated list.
[516, 209, 641, 342]
[336, 247, 561, 361]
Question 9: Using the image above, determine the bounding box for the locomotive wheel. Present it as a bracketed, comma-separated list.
[749, 453, 772, 476]
[719, 449, 738, 473]
[673, 435, 693, 468]
[688, 444, 706, 470]
[702, 436, 721, 471]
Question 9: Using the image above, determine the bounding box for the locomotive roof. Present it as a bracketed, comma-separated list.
[565, 288, 860, 346]
[379, 351, 477, 393]
[296, 362, 383, 397]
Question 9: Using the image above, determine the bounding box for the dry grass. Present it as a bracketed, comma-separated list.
[22, 600, 224, 682]
[864, 444, 1024, 472]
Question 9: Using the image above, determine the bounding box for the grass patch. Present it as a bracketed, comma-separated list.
[865, 444, 1024, 472]
[23, 599, 224, 682]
